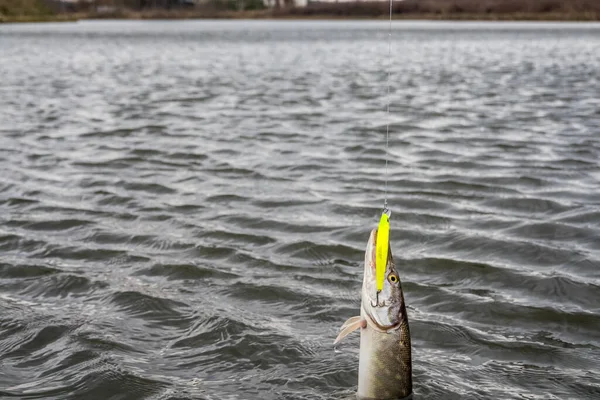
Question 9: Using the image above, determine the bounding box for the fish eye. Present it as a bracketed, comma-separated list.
[388, 274, 398, 283]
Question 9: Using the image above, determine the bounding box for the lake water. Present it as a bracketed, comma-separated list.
[1, 20, 600, 400]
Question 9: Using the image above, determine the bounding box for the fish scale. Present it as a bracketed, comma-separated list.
[358, 298, 412, 399]
[336, 229, 412, 400]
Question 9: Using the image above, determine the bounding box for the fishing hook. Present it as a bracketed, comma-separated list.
[371, 291, 388, 308]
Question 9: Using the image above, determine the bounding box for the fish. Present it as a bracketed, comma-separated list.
[334, 227, 412, 400]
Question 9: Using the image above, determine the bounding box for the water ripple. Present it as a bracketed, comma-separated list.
[0, 20, 599, 400]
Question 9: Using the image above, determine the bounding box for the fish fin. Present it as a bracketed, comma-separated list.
[339, 315, 362, 331]
[333, 317, 365, 345]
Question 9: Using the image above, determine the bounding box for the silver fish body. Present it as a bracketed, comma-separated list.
[335, 228, 412, 399]
[357, 284, 412, 399]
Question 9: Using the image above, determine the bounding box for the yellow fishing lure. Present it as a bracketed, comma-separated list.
[375, 211, 390, 292]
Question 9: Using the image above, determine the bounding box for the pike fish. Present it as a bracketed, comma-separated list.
[334, 228, 412, 399]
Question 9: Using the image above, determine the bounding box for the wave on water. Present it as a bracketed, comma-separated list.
[1, 20, 600, 400]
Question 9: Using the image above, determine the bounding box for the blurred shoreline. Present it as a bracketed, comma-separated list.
[3, 12, 600, 23]
[2, 0, 600, 23]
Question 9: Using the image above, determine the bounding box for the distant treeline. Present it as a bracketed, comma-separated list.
[280, 0, 600, 19]
[2, 0, 600, 22]
[0, 0, 264, 21]
[0, 0, 52, 19]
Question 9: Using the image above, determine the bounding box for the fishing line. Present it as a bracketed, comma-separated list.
[375, 0, 393, 295]
[384, 0, 392, 214]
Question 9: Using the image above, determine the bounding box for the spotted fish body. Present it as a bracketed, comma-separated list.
[335, 228, 412, 400]
[358, 275, 412, 399]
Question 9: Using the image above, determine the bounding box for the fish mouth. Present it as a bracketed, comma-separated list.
[363, 228, 380, 309]
[363, 228, 402, 332]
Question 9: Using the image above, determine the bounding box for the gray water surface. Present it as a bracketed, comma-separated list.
[1, 20, 600, 400]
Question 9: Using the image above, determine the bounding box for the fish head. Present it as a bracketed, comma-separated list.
[362, 227, 404, 330]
